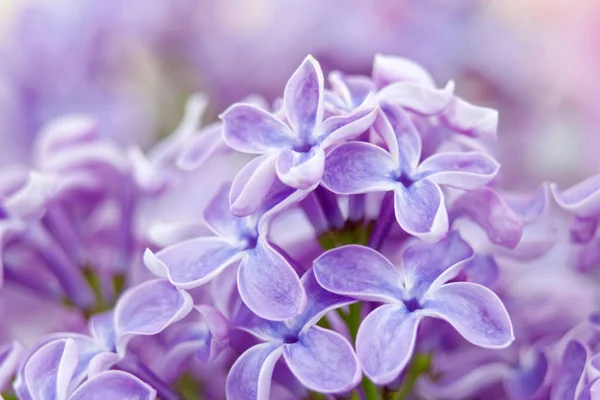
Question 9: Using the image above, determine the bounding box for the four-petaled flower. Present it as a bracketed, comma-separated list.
[227, 270, 361, 399]
[221, 55, 377, 216]
[323, 103, 499, 242]
[144, 182, 307, 321]
[314, 232, 514, 384]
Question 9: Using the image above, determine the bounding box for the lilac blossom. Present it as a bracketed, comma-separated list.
[227, 270, 360, 399]
[314, 232, 513, 384]
[221, 55, 377, 216]
[323, 103, 499, 242]
[144, 182, 307, 321]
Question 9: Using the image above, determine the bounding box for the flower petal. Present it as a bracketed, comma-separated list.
[421, 282, 514, 348]
[314, 245, 403, 303]
[551, 340, 588, 400]
[402, 231, 474, 298]
[292, 269, 356, 331]
[394, 179, 448, 242]
[417, 151, 499, 190]
[283, 326, 361, 393]
[276, 147, 324, 190]
[23, 339, 78, 400]
[372, 54, 436, 88]
[450, 188, 523, 249]
[322, 142, 396, 195]
[463, 254, 500, 287]
[221, 104, 293, 154]
[238, 239, 306, 320]
[551, 175, 600, 217]
[143, 237, 243, 288]
[114, 279, 193, 356]
[203, 183, 246, 239]
[441, 97, 498, 140]
[230, 154, 279, 217]
[226, 342, 283, 400]
[356, 304, 420, 385]
[284, 55, 324, 142]
[69, 370, 156, 400]
[0, 341, 24, 390]
[177, 123, 226, 171]
[377, 81, 454, 116]
[375, 104, 421, 173]
[194, 305, 230, 363]
[505, 349, 548, 400]
[319, 107, 378, 149]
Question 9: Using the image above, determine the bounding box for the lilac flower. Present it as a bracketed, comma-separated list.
[14, 338, 156, 400]
[227, 270, 360, 399]
[314, 232, 513, 384]
[373, 54, 499, 144]
[221, 55, 377, 216]
[323, 103, 499, 242]
[144, 182, 307, 320]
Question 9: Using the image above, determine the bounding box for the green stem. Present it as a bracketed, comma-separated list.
[362, 376, 382, 400]
[389, 353, 432, 400]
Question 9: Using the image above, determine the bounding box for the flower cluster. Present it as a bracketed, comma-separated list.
[0, 53, 599, 400]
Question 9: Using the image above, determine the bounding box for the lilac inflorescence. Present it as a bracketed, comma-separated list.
[0, 52, 599, 400]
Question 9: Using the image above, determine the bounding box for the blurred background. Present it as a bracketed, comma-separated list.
[0, 0, 598, 190]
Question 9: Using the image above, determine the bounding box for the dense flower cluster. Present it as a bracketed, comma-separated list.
[0, 52, 599, 400]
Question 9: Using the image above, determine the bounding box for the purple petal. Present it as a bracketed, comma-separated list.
[440, 97, 499, 140]
[226, 342, 283, 400]
[283, 55, 324, 142]
[421, 282, 514, 348]
[375, 104, 421, 173]
[221, 104, 293, 154]
[551, 175, 600, 217]
[504, 184, 551, 222]
[417, 151, 499, 190]
[69, 371, 156, 400]
[356, 304, 420, 385]
[322, 142, 396, 195]
[328, 71, 375, 109]
[463, 254, 500, 287]
[276, 147, 324, 190]
[0, 341, 24, 390]
[402, 231, 474, 298]
[377, 81, 454, 116]
[314, 245, 403, 303]
[230, 154, 279, 217]
[143, 237, 244, 288]
[450, 188, 523, 249]
[238, 239, 306, 320]
[23, 339, 78, 400]
[203, 183, 246, 239]
[372, 54, 436, 88]
[176, 123, 226, 170]
[394, 179, 448, 242]
[505, 349, 548, 400]
[292, 268, 356, 331]
[88, 312, 116, 351]
[283, 326, 361, 393]
[34, 116, 98, 162]
[319, 107, 378, 149]
[114, 279, 193, 356]
[194, 305, 230, 363]
[551, 341, 588, 400]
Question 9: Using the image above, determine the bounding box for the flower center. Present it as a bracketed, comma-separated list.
[403, 297, 422, 312]
[283, 334, 299, 344]
[395, 173, 414, 188]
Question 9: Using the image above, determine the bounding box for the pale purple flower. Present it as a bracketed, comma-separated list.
[14, 338, 156, 400]
[322, 103, 499, 242]
[314, 232, 513, 384]
[221, 55, 377, 216]
[227, 270, 361, 399]
[144, 182, 307, 321]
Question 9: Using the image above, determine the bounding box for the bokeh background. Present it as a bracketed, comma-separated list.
[1, 0, 599, 190]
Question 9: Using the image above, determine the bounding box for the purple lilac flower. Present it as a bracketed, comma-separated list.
[221, 55, 377, 216]
[323, 102, 499, 242]
[14, 338, 156, 400]
[314, 232, 513, 384]
[227, 270, 360, 398]
[144, 182, 307, 320]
